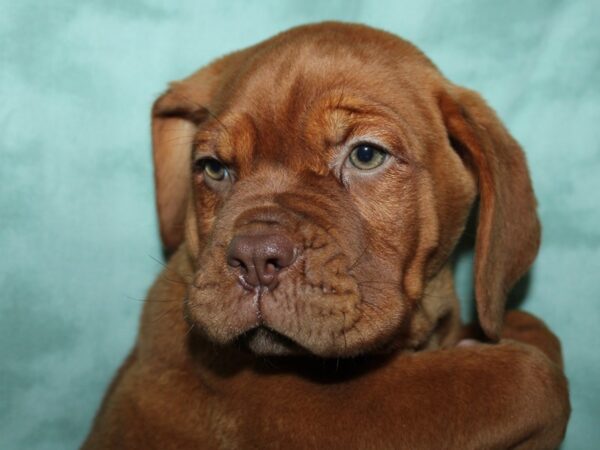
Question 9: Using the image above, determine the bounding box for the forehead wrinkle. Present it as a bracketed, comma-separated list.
[240, 164, 299, 195]
[322, 108, 354, 148]
[245, 98, 320, 171]
[192, 126, 221, 163]
[331, 96, 417, 161]
[313, 89, 391, 139]
[223, 113, 257, 171]
[319, 99, 401, 149]
[194, 113, 257, 176]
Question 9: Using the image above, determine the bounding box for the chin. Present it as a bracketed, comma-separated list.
[236, 327, 306, 356]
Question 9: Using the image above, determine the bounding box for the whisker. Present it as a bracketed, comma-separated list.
[348, 245, 369, 271]
[184, 322, 196, 337]
[357, 285, 387, 295]
[126, 295, 183, 304]
[342, 311, 348, 355]
[420, 291, 456, 301]
[360, 298, 387, 314]
[357, 279, 401, 286]
[152, 304, 182, 323]
[148, 254, 193, 284]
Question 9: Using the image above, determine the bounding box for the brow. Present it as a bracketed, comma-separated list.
[324, 99, 397, 146]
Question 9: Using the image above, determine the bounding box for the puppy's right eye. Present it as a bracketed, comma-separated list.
[348, 144, 388, 170]
[194, 157, 229, 181]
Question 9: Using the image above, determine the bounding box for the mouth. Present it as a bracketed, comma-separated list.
[187, 227, 402, 358]
[236, 326, 306, 355]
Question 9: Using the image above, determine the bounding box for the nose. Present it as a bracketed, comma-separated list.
[227, 234, 296, 290]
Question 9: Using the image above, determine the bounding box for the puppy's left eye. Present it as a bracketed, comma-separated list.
[195, 157, 228, 181]
[348, 144, 388, 170]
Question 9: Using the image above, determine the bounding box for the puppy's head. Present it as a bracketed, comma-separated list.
[151, 23, 540, 357]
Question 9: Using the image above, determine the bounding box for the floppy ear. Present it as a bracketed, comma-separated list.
[151, 58, 231, 254]
[439, 85, 541, 341]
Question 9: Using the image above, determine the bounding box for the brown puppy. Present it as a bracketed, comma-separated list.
[82, 22, 569, 449]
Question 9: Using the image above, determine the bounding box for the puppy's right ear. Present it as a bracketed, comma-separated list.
[439, 85, 541, 341]
[151, 59, 230, 254]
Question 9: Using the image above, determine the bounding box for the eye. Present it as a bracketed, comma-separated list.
[348, 144, 388, 170]
[195, 157, 228, 181]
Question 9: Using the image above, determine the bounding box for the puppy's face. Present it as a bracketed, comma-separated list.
[152, 23, 540, 358]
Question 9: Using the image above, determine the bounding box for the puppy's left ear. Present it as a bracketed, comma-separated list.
[439, 85, 541, 341]
[151, 57, 232, 254]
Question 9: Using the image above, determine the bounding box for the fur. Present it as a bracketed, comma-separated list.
[82, 22, 569, 449]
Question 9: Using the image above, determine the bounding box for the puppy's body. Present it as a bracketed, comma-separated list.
[84, 248, 567, 450]
[83, 23, 569, 449]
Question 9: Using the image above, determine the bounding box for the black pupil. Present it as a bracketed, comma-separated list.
[356, 146, 375, 162]
[206, 160, 222, 174]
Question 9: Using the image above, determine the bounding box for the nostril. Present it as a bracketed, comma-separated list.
[228, 258, 241, 268]
[227, 233, 296, 289]
[265, 258, 280, 271]
[226, 255, 246, 272]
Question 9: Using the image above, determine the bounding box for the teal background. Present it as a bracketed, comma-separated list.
[1, 1, 599, 448]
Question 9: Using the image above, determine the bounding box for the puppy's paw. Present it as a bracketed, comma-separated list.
[502, 310, 563, 368]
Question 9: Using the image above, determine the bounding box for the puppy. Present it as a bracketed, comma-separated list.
[82, 22, 569, 449]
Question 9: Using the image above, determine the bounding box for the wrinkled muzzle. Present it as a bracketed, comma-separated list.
[185, 175, 407, 357]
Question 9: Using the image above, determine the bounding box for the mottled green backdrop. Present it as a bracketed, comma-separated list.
[1, 1, 599, 448]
